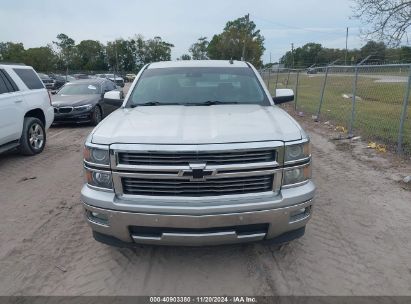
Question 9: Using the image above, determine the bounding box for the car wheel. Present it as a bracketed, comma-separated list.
[91, 106, 102, 126]
[19, 117, 46, 156]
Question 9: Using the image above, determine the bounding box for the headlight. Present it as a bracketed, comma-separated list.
[74, 104, 93, 111]
[84, 144, 110, 166]
[283, 163, 311, 186]
[284, 141, 311, 163]
[85, 167, 113, 190]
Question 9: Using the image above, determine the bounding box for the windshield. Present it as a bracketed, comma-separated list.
[58, 83, 101, 95]
[38, 73, 49, 79]
[127, 67, 269, 107]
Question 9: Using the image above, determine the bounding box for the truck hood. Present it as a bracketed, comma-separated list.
[91, 105, 303, 145]
[52, 94, 99, 107]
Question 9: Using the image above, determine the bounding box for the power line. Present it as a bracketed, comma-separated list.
[250, 14, 350, 37]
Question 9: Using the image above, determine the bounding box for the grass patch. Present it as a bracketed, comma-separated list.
[264, 72, 411, 154]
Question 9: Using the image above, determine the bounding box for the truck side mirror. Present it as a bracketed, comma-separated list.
[104, 90, 121, 100]
[272, 89, 294, 104]
[104, 90, 123, 106]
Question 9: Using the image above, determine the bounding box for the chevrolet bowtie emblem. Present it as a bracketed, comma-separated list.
[180, 163, 215, 181]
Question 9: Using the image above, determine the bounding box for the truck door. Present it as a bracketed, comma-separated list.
[0, 69, 24, 146]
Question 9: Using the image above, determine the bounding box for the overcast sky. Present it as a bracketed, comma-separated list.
[0, 0, 364, 63]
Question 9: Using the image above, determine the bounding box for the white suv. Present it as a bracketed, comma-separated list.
[0, 64, 54, 155]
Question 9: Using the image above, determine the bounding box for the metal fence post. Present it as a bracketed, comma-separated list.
[274, 66, 280, 91]
[397, 64, 411, 154]
[348, 66, 359, 137]
[294, 70, 300, 111]
[316, 66, 329, 118]
[267, 68, 271, 92]
[286, 69, 291, 88]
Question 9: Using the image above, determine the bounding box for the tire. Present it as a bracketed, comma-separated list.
[19, 117, 46, 156]
[90, 106, 102, 126]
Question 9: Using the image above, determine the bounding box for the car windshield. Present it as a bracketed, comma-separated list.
[58, 83, 101, 95]
[127, 67, 269, 107]
[38, 73, 49, 79]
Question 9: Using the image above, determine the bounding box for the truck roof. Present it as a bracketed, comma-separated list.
[147, 60, 249, 69]
[0, 63, 32, 69]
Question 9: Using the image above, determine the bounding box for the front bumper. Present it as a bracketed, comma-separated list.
[53, 110, 92, 123]
[45, 106, 55, 129]
[81, 181, 315, 246]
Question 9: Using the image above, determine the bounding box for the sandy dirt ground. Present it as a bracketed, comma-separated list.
[0, 95, 411, 295]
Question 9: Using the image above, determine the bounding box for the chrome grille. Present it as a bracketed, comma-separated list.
[55, 107, 73, 114]
[122, 175, 274, 197]
[118, 149, 276, 166]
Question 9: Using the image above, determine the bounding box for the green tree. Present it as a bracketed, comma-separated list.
[279, 42, 360, 67]
[132, 35, 147, 69]
[399, 46, 411, 62]
[280, 43, 324, 67]
[189, 37, 209, 60]
[106, 39, 137, 72]
[0, 42, 25, 63]
[24, 45, 56, 71]
[207, 15, 265, 67]
[143, 36, 174, 63]
[360, 40, 386, 61]
[180, 54, 191, 60]
[53, 33, 75, 70]
[74, 40, 107, 71]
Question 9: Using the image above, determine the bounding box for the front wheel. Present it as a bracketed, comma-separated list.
[19, 117, 46, 156]
[90, 106, 102, 126]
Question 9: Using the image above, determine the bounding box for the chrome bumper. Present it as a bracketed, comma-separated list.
[81, 181, 315, 246]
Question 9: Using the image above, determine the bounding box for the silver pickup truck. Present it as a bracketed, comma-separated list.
[81, 60, 315, 247]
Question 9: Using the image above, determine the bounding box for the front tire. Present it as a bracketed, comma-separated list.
[91, 106, 102, 126]
[19, 117, 46, 156]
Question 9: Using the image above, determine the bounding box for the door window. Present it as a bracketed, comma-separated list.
[13, 68, 44, 90]
[0, 73, 10, 95]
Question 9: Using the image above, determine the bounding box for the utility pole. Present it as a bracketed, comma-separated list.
[291, 43, 295, 68]
[114, 41, 119, 83]
[241, 13, 249, 61]
[345, 27, 348, 65]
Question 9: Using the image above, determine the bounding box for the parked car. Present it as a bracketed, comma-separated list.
[51, 78, 123, 125]
[0, 64, 54, 155]
[307, 68, 317, 74]
[95, 74, 106, 79]
[125, 73, 136, 82]
[66, 75, 76, 82]
[49, 74, 67, 90]
[81, 60, 315, 247]
[105, 73, 124, 87]
[38, 73, 54, 90]
[73, 73, 89, 80]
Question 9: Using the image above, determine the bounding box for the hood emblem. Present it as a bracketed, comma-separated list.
[179, 162, 215, 181]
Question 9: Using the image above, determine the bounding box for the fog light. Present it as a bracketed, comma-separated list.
[290, 206, 310, 222]
[88, 211, 109, 225]
[93, 172, 111, 185]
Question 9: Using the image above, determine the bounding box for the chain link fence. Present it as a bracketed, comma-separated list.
[260, 64, 411, 155]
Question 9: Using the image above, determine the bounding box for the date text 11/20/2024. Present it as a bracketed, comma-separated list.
[149, 296, 257, 303]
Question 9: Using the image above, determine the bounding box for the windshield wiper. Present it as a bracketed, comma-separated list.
[187, 100, 239, 106]
[130, 101, 180, 107]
